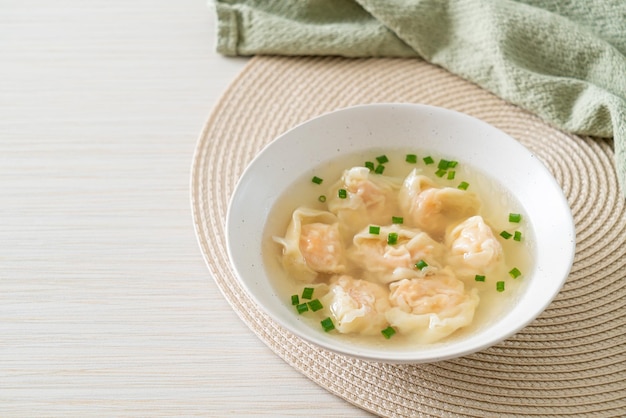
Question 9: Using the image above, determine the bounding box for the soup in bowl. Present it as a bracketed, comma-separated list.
[226, 103, 575, 363]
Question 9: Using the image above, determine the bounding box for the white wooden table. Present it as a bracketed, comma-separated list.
[1, 1, 371, 416]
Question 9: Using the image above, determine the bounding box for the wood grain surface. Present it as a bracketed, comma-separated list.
[0, 1, 373, 416]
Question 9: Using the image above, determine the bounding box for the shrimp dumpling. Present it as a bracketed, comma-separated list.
[399, 169, 480, 240]
[446, 215, 503, 278]
[348, 225, 446, 284]
[273, 207, 347, 283]
[327, 166, 402, 236]
[321, 275, 391, 336]
[385, 268, 479, 343]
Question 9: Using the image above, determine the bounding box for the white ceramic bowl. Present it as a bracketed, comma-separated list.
[226, 103, 575, 363]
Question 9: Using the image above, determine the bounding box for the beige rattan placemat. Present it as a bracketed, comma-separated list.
[191, 56, 625, 417]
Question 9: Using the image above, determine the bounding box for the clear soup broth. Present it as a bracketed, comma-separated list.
[263, 149, 534, 349]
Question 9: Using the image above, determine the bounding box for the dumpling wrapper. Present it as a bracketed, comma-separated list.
[385, 267, 479, 344]
[321, 275, 391, 336]
[445, 215, 504, 279]
[327, 166, 402, 236]
[273, 207, 347, 283]
[399, 169, 480, 240]
[348, 224, 446, 284]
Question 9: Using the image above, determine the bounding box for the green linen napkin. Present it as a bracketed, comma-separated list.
[214, 0, 626, 196]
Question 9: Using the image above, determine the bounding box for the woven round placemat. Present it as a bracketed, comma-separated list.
[191, 56, 626, 417]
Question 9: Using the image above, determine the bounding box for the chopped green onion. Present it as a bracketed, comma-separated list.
[500, 230, 513, 239]
[405, 154, 417, 163]
[514, 231, 522, 241]
[302, 287, 314, 300]
[364, 161, 375, 171]
[369, 225, 380, 235]
[415, 259, 428, 270]
[496, 281, 505, 292]
[423, 156, 434, 165]
[509, 267, 522, 279]
[392, 216, 404, 224]
[311, 176, 323, 185]
[291, 294, 300, 305]
[374, 164, 385, 174]
[447, 170, 456, 180]
[475, 275, 486, 282]
[381, 326, 396, 339]
[321, 317, 335, 332]
[509, 213, 522, 223]
[308, 299, 324, 312]
[387, 232, 398, 245]
[438, 159, 450, 170]
[458, 181, 469, 190]
[435, 169, 447, 178]
[296, 303, 309, 314]
[376, 155, 389, 164]
[338, 188, 347, 199]
[448, 160, 458, 168]
[318, 195, 326, 203]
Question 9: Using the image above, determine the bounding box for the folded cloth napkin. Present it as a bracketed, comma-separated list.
[214, 0, 626, 196]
